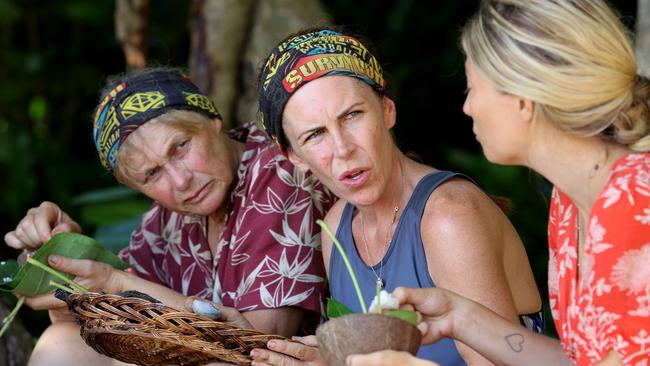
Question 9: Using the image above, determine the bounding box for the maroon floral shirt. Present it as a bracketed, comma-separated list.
[119, 122, 335, 317]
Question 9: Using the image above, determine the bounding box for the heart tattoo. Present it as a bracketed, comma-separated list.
[505, 333, 525, 353]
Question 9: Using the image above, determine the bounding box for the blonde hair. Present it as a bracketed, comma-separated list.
[114, 110, 217, 186]
[462, 0, 650, 151]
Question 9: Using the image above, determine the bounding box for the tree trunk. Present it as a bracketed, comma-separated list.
[189, 0, 256, 126]
[115, 0, 150, 71]
[637, 0, 650, 77]
[236, 0, 330, 126]
[0, 300, 33, 366]
[190, 0, 329, 127]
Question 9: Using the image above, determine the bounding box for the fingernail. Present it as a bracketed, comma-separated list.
[250, 349, 259, 358]
[48, 255, 60, 265]
[267, 340, 276, 348]
[191, 299, 220, 319]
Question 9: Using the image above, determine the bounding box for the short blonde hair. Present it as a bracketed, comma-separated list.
[462, 0, 650, 151]
[114, 110, 216, 186]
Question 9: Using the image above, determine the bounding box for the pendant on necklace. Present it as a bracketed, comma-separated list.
[375, 277, 383, 291]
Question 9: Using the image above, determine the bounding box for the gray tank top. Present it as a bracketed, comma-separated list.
[330, 171, 467, 365]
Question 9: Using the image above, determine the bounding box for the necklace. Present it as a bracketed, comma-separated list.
[360, 205, 399, 291]
[359, 158, 406, 292]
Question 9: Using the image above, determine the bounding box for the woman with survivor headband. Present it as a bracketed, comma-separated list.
[248, 28, 545, 366]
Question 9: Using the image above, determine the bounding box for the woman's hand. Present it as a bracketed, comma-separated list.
[391, 287, 458, 344]
[347, 350, 439, 366]
[185, 297, 254, 330]
[4, 202, 81, 251]
[21, 255, 126, 311]
[250, 336, 324, 366]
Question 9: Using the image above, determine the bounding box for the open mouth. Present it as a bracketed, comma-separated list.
[339, 169, 369, 188]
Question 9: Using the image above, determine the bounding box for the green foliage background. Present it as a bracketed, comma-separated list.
[0, 0, 638, 339]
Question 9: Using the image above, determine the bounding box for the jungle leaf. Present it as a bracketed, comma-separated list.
[326, 298, 355, 319]
[0, 232, 128, 296]
[384, 309, 418, 326]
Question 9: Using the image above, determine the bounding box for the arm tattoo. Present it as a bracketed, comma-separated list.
[505, 333, 525, 353]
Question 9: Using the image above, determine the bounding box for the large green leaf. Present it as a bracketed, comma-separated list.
[0, 232, 128, 296]
[326, 298, 355, 319]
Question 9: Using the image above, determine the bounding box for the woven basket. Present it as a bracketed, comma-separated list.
[62, 291, 284, 366]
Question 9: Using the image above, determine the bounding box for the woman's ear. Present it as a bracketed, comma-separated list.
[287, 149, 311, 173]
[383, 96, 397, 129]
[210, 117, 223, 133]
[517, 97, 535, 125]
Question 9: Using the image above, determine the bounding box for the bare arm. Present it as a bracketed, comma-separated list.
[393, 287, 571, 366]
[421, 180, 521, 365]
[243, 307, 305, 337]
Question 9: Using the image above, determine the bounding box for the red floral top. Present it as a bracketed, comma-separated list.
[119, 122, 335, 317]
[548, 153, 650, 365]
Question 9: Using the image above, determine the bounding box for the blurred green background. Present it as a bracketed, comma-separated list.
[0, 0, 638, 340]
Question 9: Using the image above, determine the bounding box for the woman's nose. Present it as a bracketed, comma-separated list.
[167, 162, 192, 190]
[462, 96, 472, 117]
[332, 130, 353, 159]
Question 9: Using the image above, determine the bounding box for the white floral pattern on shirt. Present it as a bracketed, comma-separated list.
[548, 154, 650, 365]
[119, 122, 335, 320]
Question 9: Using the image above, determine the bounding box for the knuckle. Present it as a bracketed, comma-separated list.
[295, 346, 309, 360]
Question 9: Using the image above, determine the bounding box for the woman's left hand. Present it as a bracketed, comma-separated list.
[250, 336, 324, 366]
[22, 255, 125, 310]
[347, 350, 439, 366]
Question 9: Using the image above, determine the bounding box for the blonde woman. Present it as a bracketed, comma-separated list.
[349, 1, 650, 365]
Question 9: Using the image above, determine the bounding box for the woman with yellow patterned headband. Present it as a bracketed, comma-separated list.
[4, 69, 335, 365]
[250, 28, 543, 366]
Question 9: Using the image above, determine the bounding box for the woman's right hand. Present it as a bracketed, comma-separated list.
[391, 287, 459, 345]
[4, 201, 81, 251]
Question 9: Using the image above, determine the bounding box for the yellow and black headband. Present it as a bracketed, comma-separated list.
[93, 70, 220, 172]
[258, 29, 386, 150]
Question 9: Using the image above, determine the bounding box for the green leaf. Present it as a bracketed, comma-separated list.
[0, 232, 129, 296]
[326, 298, 355, 319]
[384, 309, 418, 326]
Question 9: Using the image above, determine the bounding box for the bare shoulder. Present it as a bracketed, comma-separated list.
[422, 177, 507, 253]
[425, 177, 500, 225]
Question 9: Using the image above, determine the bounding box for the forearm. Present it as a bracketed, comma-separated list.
[241, 307, 304, 337]
[111, 270, 187, 310]
[452, 301, 570, 366]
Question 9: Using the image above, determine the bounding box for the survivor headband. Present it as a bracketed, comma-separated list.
[93, 70, 220, 172]
[258, 29, 386, 150]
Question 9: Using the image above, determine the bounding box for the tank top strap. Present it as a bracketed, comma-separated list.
[336, 201, 356, 250]
[406, 171, 475, 217]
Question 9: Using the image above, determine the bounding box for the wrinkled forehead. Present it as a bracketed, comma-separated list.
[281, 76, 383, 140]
[118, 119, 184, 171]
